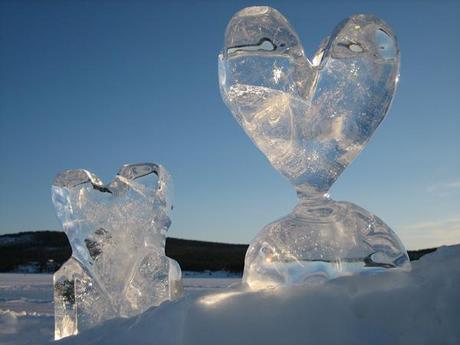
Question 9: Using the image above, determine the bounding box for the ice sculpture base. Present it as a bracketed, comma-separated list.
[243, 197, 410, 290]
[54, 256, 183, 340]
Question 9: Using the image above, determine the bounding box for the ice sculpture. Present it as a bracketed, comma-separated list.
[219, 7, 411, 289]
[51, 163, 182, 340]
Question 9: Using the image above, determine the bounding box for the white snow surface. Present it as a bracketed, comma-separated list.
[1, 245, 459, 345]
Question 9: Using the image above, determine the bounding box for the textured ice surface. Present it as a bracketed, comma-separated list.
[51, 163, 183, 340]
[219, 7, 410, 289]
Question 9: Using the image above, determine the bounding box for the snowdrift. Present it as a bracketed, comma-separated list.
[57, 245, 460, 345]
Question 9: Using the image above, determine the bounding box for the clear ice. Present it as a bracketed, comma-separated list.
[219, 7, 411, 289]
[51, 163, 182, 340]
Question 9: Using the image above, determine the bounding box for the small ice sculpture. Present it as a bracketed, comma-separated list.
[219, 7, 411, 289]
[51, 163, 182, 340]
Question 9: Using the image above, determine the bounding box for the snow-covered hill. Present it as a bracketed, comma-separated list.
[1, 245, 459, 345]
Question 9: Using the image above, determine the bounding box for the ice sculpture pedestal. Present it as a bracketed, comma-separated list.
[52, 163, 182, 340]
[243, 195, 410, 289]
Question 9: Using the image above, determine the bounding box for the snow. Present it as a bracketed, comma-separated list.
[0, 273, 239, 345]
[1, 246, 459, 345]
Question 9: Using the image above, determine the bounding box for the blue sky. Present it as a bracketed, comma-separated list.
[0, 0, 459, 249]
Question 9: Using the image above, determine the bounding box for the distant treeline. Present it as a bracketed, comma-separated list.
[0, 231, 437, 273]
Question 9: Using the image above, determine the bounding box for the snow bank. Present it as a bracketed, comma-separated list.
[0, 309, 54, 345]
[0, 274, 54, 345]
[57, 245, 460, 345]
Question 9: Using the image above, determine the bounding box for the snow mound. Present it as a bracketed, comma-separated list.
[0, 309, 53, 344]
[57, 245, 460, 345]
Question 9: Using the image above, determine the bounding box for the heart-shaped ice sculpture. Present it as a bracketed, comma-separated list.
[52, 163, 182, 340]
[219, 7, 410, 289]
